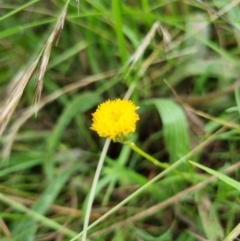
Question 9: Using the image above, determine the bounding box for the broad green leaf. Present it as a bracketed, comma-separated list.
[143, 98, 190, 163]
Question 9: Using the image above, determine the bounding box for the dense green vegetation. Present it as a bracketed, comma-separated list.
[1, 0, 240, 240]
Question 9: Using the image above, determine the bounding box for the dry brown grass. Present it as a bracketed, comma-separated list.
[0, 1, 69, 138]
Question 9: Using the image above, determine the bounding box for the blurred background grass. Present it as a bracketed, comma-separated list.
[1, 0, 240, 240]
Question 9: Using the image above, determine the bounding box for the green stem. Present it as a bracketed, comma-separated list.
[81, 138, 111, 241]
[124, 141, 169, 169]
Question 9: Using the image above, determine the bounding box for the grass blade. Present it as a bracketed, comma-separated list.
[189, 161, 240, 191]
[11, 164, 78, 240]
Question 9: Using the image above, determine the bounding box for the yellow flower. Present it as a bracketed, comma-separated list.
[91, 99, 140, 142]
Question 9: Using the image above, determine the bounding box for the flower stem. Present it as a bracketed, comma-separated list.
[81, 138, 111, 241]
[124, 141, 169, 169]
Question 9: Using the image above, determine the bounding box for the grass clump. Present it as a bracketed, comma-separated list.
[1, 1, 240, 241]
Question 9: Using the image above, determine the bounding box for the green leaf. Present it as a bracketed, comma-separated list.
[143, 98, 190, 163]
[46, 92, 102, 159]
[44, 92, 102, 179]
[11, 164, 78, 241]
[223, 223, 240, 241]
[189, 161, 240, 191]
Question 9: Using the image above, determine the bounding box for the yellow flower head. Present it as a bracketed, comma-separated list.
[91, 99, 140, 142]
